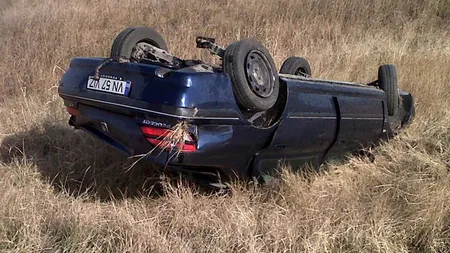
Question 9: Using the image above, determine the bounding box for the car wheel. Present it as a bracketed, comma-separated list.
[110, 26, 168, 62]
[223, 39, 279, 112]
[280, 56, 312, 77]
[378, 64, 399, 116]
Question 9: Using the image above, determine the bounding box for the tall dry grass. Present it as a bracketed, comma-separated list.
[1, 0, 450, 252]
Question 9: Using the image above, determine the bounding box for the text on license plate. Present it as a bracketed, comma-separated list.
[86, 76, 131, 95]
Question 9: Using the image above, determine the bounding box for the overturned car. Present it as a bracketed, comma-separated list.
[58, 26, 414, 184]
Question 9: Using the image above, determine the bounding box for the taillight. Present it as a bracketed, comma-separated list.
[140, 125, 197, 153]
[66, 106, 79, 116]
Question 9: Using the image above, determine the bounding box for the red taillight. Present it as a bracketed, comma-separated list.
[140, 125, 197, 153]
[66, 106, 79, 116]
[140, 126, 171, 136]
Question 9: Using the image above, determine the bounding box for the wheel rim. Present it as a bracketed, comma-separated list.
[294, 67, 308, 77]
[245, 50, 275, 98]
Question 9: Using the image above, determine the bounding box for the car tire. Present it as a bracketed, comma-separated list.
[378, 64, 399, 116]
[280, 56, 312, 77]
[223, 39, 279, 112]
[110, 26, 168, 62]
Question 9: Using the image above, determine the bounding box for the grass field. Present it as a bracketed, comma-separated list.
[1, 0, 450, 252]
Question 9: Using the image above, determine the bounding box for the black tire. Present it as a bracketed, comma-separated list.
[280, 56, 312, 77]
[378, 64, 399, 116]
[110, 26, 168, 61]
[223, 39, 279, 112]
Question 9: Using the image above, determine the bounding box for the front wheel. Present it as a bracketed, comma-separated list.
[223, 39, 279, 112]
[378, 64, 399, 116]
[280, 56, 312, 77]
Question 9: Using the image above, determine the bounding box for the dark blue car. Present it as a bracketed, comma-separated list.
[58, 27, 414, 184]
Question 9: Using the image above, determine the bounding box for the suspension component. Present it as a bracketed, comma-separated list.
[196, 36, 225, 58]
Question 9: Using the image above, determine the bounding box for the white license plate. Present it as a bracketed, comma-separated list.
[86, 76, 131, 96]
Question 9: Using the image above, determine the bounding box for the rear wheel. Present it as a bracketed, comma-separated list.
[280, 56, 312, 77]
[223, 39, 279, 112]
[378, 64, 399, 116]
[110, 26, 168, 62]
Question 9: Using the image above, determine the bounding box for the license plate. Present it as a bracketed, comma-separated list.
[86, 76, 131, 96]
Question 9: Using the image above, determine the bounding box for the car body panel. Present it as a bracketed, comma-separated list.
[252, 77, 386, 175]
[252, 79, 339, 174]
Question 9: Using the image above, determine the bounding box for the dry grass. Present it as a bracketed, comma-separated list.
[150, 121, 191, 160]
[1, 0, 450, 252]
[128, 121, 191, 171]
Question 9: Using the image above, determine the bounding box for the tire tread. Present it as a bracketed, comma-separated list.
[280, 56, 312, 76]
[378, 64, 399, 116]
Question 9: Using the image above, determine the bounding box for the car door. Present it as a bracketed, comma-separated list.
[329, 85, 386, 153]
[252, 78, 339, 175]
